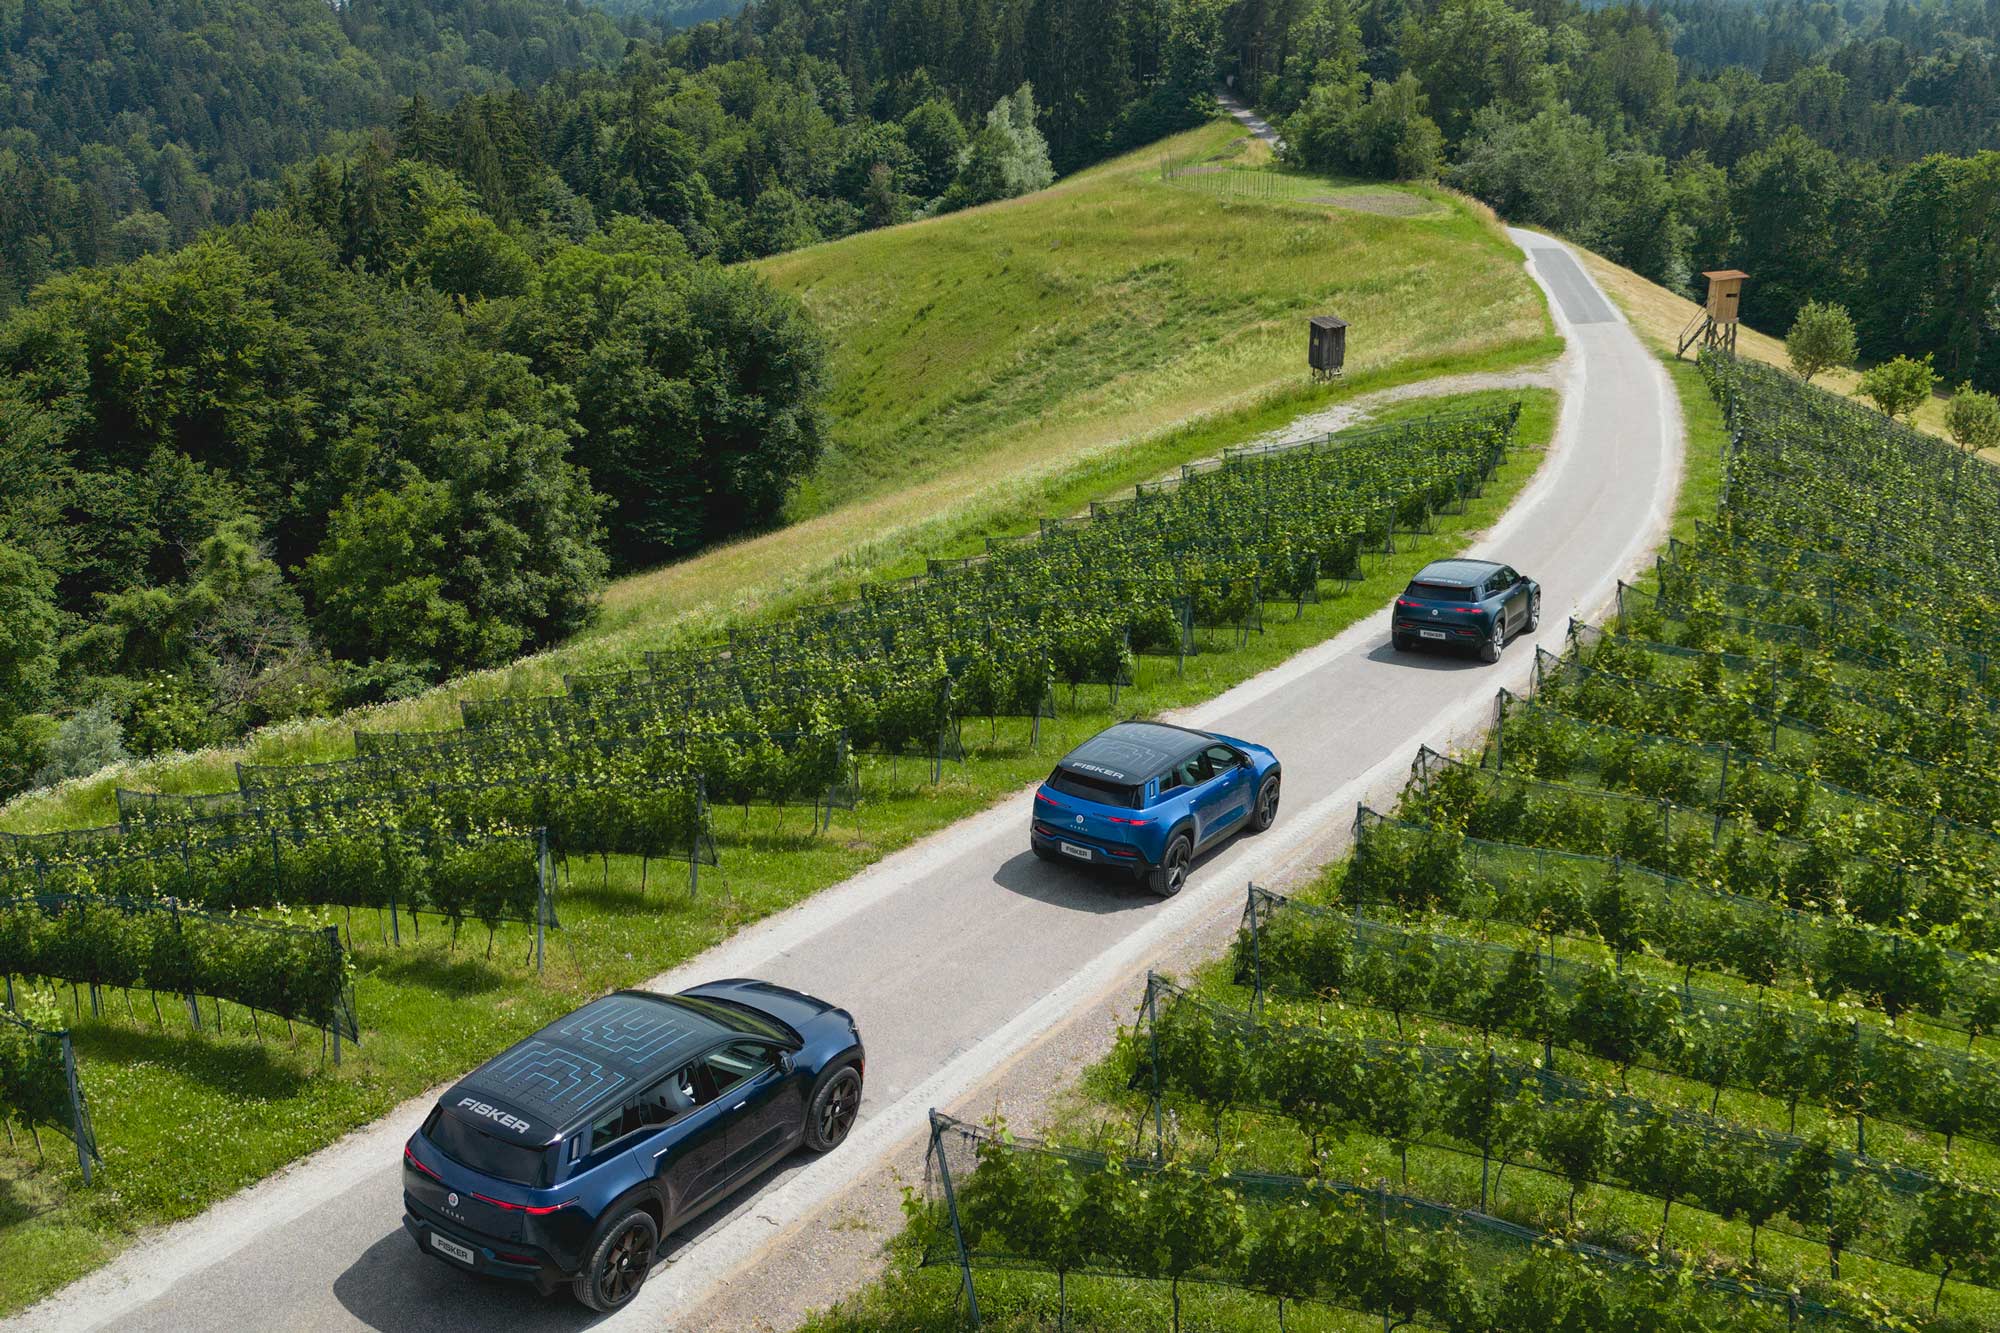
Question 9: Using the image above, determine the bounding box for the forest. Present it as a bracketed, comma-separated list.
[1, 0, 1996, 802]
[0, 0, 666, 305]
[1226, 0, 2000, 384]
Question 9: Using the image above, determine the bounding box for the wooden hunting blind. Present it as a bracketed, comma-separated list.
[1309, 315, 1347, 380]
[1678, 269, 1749, 357]
[1703, 270, 1747, 323]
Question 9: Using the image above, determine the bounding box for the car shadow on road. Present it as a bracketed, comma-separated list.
[333, 1229, 599, 1332]
[990, 850, 1163, 914]
[334, 1152, 817, 1332]
[1363, 642, 1501, 672]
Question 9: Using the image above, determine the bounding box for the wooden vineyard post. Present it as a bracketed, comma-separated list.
[61, 1033, 90, 1186]
[536, 829, 549, 975]
[1147, 976, 1165, 1160]
[929, 1114, 982, 1330]
[325, 926, 343, 1067]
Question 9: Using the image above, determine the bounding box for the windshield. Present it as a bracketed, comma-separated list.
[425, 1107, 553, 1187]
[1405, 582, 1475, 603]
[1047, 767, 1143, 808]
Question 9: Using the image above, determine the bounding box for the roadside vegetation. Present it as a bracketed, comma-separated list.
[798, 355, 2000, 1333]
[0, 375, 1556, 1314]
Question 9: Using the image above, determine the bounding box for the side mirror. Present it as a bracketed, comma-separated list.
[777, 1051, 796, 1075]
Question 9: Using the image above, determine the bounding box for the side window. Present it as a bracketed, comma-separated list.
[583, 1062, 698, 1161]
[701, 1042, 775, 1099]
[1204, 745, 1241, 775]
[1497, 567, 1519, 588]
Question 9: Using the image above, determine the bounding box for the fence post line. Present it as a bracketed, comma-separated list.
[1147, 976, 1165, 1160]
[325, 925, 343, 1067]
[929, 1114, 981, 1330]
[62, 1032, 90, 1186]
[171, 900, 200, 1032]
[1246, 884, 1264, 1018]
[389, 864, 401, 948]
[536, 829, 548, 975]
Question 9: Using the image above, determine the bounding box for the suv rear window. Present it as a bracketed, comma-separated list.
[1405, 582, 1474, 602]
[425, 1107, 552, 1187]
[1047, 767, 1142, 808]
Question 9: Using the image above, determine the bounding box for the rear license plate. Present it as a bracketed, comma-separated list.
[1059, 841, 1092, 860]
[1419, 629, 1447, 640]
[431, 1233, 476, 1266]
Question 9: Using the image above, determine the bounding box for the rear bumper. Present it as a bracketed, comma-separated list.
[1031, 822, 1150, 876]
[1393, 618, 1489, 649]
[403, 1200, 568, 1295]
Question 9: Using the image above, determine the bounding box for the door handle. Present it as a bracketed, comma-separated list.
[730, 1100, 747, 1111]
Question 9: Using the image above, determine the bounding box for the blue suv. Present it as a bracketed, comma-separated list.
[1391, 558, 1540, 663]
[1030, 721, 1281, 896]
[402, 981, 864, 1311]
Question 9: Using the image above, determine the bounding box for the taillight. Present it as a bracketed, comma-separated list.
[1034, 790, 1059, 807]
[469, 1191, 577, 1216]
[404, 1144, 442, 1180]
[498, 1252, 538, 1265]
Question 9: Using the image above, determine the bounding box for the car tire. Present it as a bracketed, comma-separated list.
[1249, 774, 1281, 832]
[1148, 832, 1193, 898]
[572, 1208, 659, 1313]
[1031, 840, 1060, 863]
[1392, 634, 1414, 653]
[1527, 592, 1541, 632]
[1481, 618, 1507, 664]
[805, 1061, 864, 1153]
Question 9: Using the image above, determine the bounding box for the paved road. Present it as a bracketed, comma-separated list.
[1216, 89, 1285, 151]
[8, 232, 1679, 1333]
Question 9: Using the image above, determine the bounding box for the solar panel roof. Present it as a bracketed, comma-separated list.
[1059, 722, 1209, 785]
[449, 992, 728, 1140]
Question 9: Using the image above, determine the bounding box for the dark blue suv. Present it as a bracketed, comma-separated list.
[1031, 721, 1281, 896]
[1391, 558, 1540, 663]
[402, 981, 863, 1311]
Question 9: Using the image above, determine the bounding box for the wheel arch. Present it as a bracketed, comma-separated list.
[602, 1179, 668, 1238]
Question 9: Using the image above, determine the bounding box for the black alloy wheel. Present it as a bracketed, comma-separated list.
[1150, 834, 1193, 897]
[807, 1064, 864, 1152]
[574, 1210, 658, 1312]
[1251, 775, 1281, 831]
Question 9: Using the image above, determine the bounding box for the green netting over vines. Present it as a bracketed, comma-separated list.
[0, 1011, 97, 1174]
[0, 892, 357, 1042]
[475, 408, 1519, 758]
[920, 1110, 1884, 1332]
[1341, 806, 2000, 1044]
[1131, 974, 1998, 1291]
[0, 824, 553, 932]
[1235, 885, 2000, 1148]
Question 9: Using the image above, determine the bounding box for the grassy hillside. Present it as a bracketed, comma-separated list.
[763, 122, 1530, 518]
[1572, 244, 1959, 446]
[2, 118, 1554, 834]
